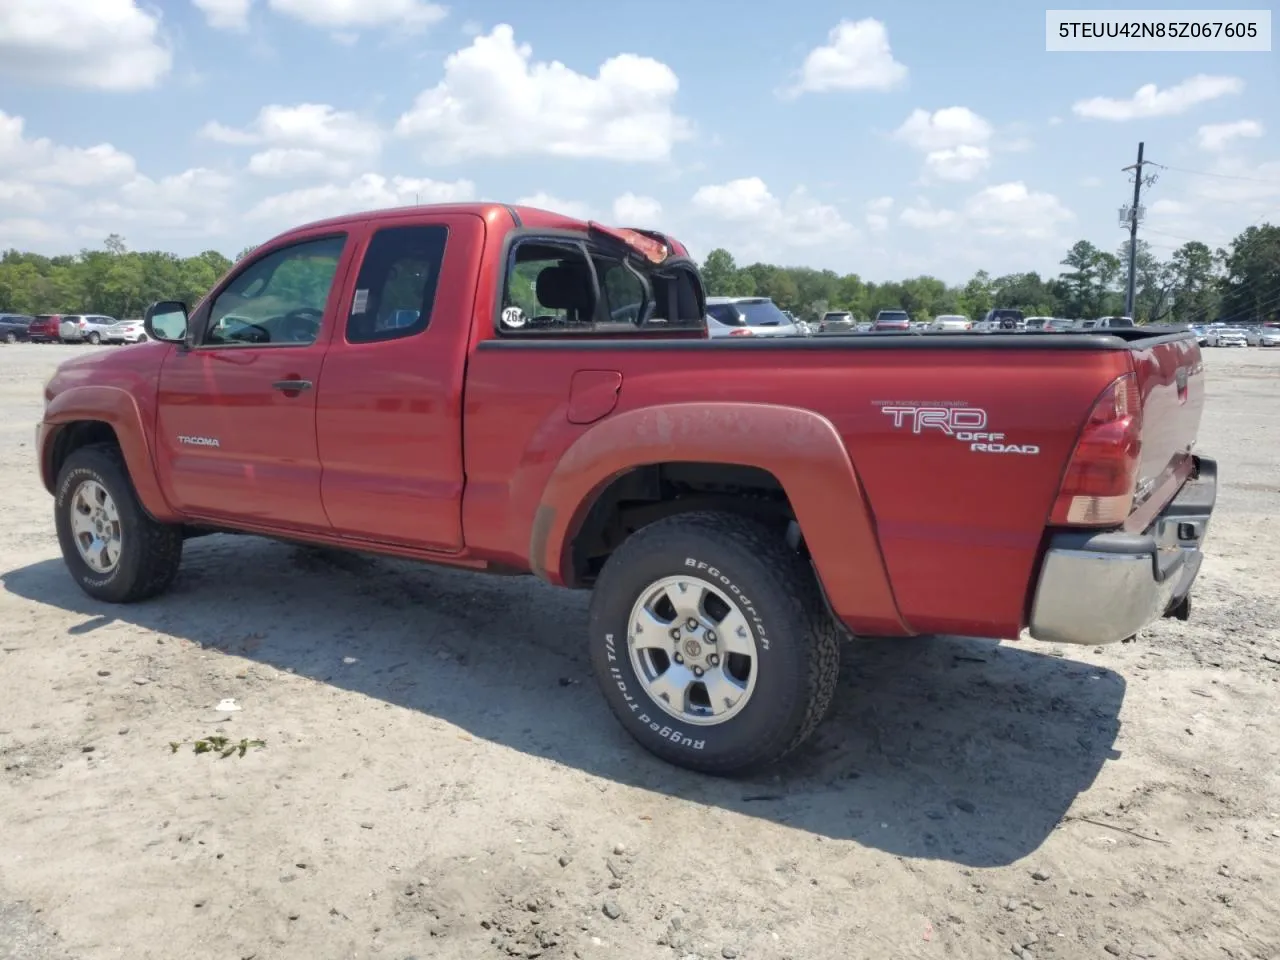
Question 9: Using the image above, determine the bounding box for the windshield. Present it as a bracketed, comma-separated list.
[878, 311, 909, 321]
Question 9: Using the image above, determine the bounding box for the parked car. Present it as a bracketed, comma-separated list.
[1093, 316, 1136, 330]
[27, 314, 62, 343]
[1071, 318, 1098, 330]
[0, 313, 33, 342]
[1206, 326, 1247, 347]
[705, 296, 798, 338]
[980, 308, 1025, 331]
[870, 309, 911, 331]
[1245, 323, 1280, 347]
[35, 200, 1217, 776]
[1188, 325, 1209, 346]
[103, 319, 149, 344]
[59, 314, 119, 344]
[818, 311, 857, 334]
[929, 314, 972, 332]
[1036, 318, 1075, 333]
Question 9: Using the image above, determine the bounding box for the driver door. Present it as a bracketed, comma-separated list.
[155, 230, 358, 532]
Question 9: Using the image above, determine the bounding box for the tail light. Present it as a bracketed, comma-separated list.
[1050, 373, 1143, 526]
[729, 328, 753, 337]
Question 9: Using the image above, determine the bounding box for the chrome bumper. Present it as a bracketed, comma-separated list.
[1028, 457, 1217, 646]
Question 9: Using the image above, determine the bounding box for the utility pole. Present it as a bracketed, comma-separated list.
[1120, 142, 1158, 318]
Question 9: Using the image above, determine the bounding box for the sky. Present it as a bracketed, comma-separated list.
[0, 0, 1276, 284]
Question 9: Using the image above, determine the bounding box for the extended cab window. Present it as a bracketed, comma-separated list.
[346, 225, 448, 344]
[205, 235, 346, 347]
[499, 237, 703, 335]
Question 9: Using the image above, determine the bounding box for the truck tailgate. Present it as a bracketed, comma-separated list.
[1127, 333, 1205, 530]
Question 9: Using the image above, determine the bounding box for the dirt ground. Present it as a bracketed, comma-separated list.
[1, 342, 1277, 960]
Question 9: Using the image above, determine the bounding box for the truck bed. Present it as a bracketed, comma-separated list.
[465, 326, 1205, 640]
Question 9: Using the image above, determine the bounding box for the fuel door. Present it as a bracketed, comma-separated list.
[567, 370, 623, 425]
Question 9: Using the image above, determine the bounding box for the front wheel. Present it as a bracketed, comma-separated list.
[588, 512, 841, 775]
[54, 444, 184, 603]
[4, 332, 15, 344]
[87, 332, 101, 345]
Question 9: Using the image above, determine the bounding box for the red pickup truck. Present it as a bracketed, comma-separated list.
[37, 202, 1217, 775]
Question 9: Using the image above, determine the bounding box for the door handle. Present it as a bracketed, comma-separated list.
[272, 379, 313, 393]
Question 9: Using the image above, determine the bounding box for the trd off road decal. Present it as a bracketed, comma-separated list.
[874, 401, 1040, 455]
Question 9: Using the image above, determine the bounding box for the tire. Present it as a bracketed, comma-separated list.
[54, 443, 183, 603]
[88, 332, 101, 345]
[4, 332, 15, 344]
[587, 511, 841, 775]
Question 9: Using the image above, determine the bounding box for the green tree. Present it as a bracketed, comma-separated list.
[1169, 241, 1218, 324]
[700, 248, 738, 296]
[1218, 223, 1280, 323]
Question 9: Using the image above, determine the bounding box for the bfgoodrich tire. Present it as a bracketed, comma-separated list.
[588, 511, 841, 775]
[54, 443, 183, 603]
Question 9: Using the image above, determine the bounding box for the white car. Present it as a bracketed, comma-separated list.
[1206, 326, 1248, 347]
[1245, 324, 1280, 347]
[929, 314, 972, 332]
[58, 313, 119, 344]
[103, 319, 149, 344]
[705, 296, 799, 338]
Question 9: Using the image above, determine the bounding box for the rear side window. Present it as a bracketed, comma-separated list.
[347, 225, 448, 344]
[707, 304, 743, 326]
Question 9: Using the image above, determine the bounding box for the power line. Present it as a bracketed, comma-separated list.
[1149, 162, 1280, 186]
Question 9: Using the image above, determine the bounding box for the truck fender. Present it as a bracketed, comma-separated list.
[531, 402, 910, 637]
[42, 385, 178, 522]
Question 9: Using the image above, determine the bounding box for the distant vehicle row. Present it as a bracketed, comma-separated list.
[0, 313, 149, 344]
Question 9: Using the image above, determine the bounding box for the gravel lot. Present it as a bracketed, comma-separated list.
[1, 342, 1277, 960]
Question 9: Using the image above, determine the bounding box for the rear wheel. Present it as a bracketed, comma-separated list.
[588, 512, 841, 775]
[54, 444, 183, 603]
[87, 332, 101, 345]
[4, 332, 15, 343]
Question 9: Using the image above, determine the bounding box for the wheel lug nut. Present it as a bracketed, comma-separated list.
[692, 666, 704, 678]
[669, 628, 681, 640]
[708, 654, 719, 667]
[706, 632, 716, 643]
[673, 653, 683, 664]
[686, 618, 697, 630]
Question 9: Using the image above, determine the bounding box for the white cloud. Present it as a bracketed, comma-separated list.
[963, 182, 1074, 239]
[900, 200, 960, 230]
[1072, 74, 1243, 121]
[896, 183, 1074, 242]
[246, 148, 352, 178]
[516, 192, 594, 220]
[924, 145, 991, 182]
[1196, 119, 1263, 152]
[865, 197, 893, 231]
[691, 177, 855, 249]
[893, 108, 993, 184]
[200, 104, 382, 177]
[0, 0, 171, 91]
[893, 107, 993, 152]
[0, 218, 66, 246]
[247, 174, 476, 224]
[0, 181, 61, 215]
[267, 0, 447, 31]
[84, 169, 237, 233]
[612, 193, 663, 227]
[1049, 117, 1064, 126]
[784, 18, 907, 97]
[0, 111, 137, 187]
[395, 25, 692, 163]
[193, 0, 252, 30]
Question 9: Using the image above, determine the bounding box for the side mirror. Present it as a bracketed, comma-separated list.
[144, 300, 188, 343]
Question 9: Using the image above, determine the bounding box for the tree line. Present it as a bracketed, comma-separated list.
[1, 224, 1276, 327]
[701, 222, 1279, 325]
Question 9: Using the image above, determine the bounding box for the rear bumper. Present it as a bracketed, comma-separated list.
[1028, 457, 1217, 646]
